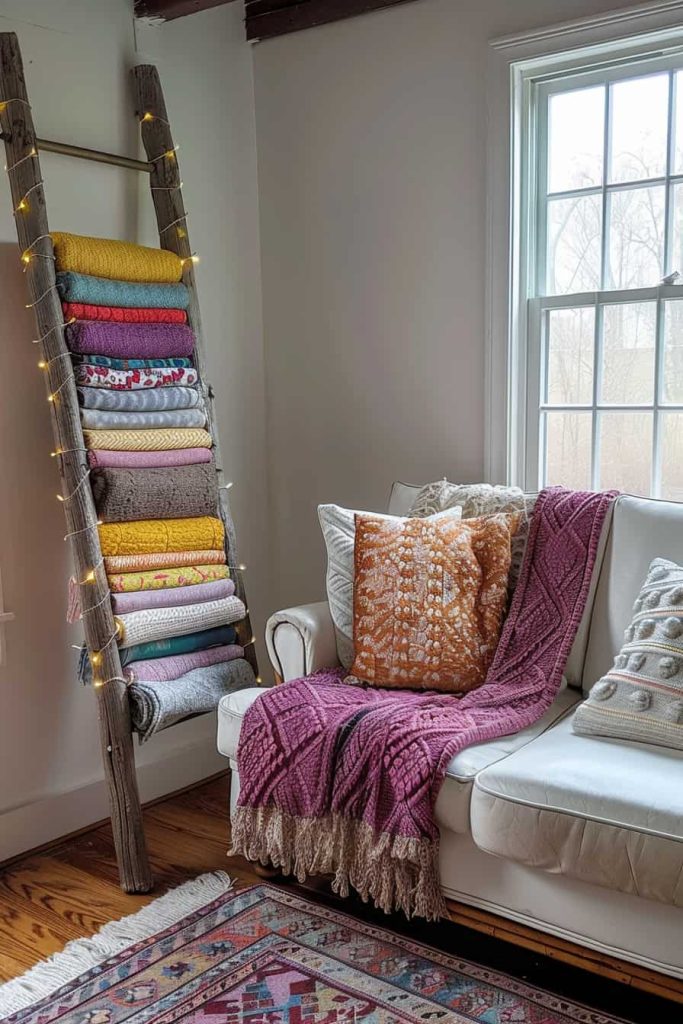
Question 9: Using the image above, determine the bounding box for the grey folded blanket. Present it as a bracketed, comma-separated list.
[129, 658, 257, 741]
[80, 407, 206, 430]
[78, 385, 202, 411]
[91, 462, 218, 521]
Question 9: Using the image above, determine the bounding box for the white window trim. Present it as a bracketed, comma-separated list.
[484, 0, 683, 488]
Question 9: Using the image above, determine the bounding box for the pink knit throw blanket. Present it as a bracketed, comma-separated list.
[232, 487, 615, 919]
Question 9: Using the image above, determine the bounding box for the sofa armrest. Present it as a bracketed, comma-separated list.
[265, 601, 340, 682]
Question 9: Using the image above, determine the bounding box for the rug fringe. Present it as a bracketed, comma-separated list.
[0, 870, 234, 1018]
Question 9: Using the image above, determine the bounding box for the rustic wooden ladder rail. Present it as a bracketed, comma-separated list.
[0, 32, 257, 893]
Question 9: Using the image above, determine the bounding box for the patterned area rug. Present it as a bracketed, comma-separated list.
[0, 873, 629, 1024]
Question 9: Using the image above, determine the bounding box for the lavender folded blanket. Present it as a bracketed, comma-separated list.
[112, 578, 235, 614]
[91, 463, 218, 522]
[78, 386, 202, 412]
[66, 321, 195, 359]
[81, 407, 206, 430]
[88, 448, 212, 469]
[232, 487, 616, 920]
[129, 658, 256, 742]
[127, 643, 244, 683]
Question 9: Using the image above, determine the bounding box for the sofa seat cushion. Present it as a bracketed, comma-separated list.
[217, 685, 581, 836]
[471, 711, 683, 906]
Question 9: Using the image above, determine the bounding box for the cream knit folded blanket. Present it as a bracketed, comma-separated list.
[116, 595, 246, 649]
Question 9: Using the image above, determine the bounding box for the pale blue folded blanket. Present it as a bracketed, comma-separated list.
[77, 385, 203, 411]
[129, 658, 256, 741]
[57, 271, 190, 309]
[80, 406, 206, 430]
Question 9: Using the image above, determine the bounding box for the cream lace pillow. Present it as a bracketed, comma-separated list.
[408, 480, 536, 591]
[573, 558, 683, 750]
[318, 504, 461, 670]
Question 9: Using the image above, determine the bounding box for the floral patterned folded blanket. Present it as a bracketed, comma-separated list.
[105, 550, 226, 574]
[108, 563, 229, 593]
[75, 364, 198, 390]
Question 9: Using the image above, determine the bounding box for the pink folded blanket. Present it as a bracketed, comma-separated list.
[111, 578, 235, 614]
[88, 448, 212, 469]
[126, 643, 244, 683]
[66, 321, 195, 359]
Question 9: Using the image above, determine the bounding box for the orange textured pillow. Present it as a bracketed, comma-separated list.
[349, 510, 518, 693]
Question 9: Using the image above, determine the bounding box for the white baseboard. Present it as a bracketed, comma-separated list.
[0, 740, 227, 863]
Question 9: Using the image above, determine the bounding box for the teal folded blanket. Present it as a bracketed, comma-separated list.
[74, 354, 192, 370]
[78, 625, 238, 683]
[57, 272, 190, 309]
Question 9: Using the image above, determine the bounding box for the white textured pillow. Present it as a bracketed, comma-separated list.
[408, 481, 536, 592]
[318, 504, 462, 669]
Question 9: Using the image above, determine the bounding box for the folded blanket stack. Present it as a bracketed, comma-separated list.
[55, 232, 254, 727]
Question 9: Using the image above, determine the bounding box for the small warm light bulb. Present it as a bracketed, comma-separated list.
[250, 636, 256, 645]
[177, 227, 186, 239]
[69, 316, 77, 324]
[84, 570, 96, 583]
[51, 448, 61, 457]
[142, 112, 154, 122]
[17, 199, 28, 212]
[182, 253, 199, 266]
[47, 393, 55, 402]
[21, 251, 30, 264]
[38, 359, 47, 369]
[91, 651, 102, 667]
[93, 679, 104, 689]
[165, 148, 177, 159]
[0, 103, 7, 114]
[56, 493, 64, 502]
[239, 564, 246, 572]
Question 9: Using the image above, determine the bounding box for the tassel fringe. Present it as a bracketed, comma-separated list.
[230, 806, 446, 921]
[0, 870, 234, 1017]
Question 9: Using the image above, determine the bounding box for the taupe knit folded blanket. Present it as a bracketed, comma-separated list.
[91, 462, 218, 522]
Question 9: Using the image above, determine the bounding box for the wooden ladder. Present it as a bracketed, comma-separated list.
[0, 32, 257, 893]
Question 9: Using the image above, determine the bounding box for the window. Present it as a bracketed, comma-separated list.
[519, 55, 683, 500]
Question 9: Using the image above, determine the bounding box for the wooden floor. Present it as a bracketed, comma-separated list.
[0, 775, 679, 1024]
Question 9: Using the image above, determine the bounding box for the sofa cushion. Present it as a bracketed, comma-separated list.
[470, 711, 683, 906]
[217, 685, 581, 836]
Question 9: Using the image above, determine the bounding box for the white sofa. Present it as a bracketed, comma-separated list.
[217, 483, 683, 980]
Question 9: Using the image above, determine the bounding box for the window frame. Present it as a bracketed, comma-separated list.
[522, 54, 683, 496]
[484, 5, 683, 492]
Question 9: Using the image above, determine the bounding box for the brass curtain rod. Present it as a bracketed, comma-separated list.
[37, 137, 151, 173]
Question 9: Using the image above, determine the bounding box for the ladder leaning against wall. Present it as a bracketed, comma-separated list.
[0, 32, 258, 893]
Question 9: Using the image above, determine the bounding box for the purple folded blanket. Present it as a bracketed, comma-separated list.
[88, 448, 212, 469]
[66, 321, 195, 359]
[112, 578, 235, 615]
[126, 643, 244, 683]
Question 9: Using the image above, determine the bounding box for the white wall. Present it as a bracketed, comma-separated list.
[0, 0, 268, 859]
[252, 0, 640, 612]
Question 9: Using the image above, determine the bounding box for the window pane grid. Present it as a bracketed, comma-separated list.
[532, 64, 683, 497]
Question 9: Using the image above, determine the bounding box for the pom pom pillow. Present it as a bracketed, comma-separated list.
[348, 510, 519, 693]
[318, 504, 461, 669]
[573, 557, 683, 750]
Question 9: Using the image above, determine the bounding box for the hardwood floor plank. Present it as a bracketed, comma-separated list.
[0, 776, 679, 1024]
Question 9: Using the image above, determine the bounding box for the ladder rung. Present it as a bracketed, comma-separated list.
[37, 137, 151, 173]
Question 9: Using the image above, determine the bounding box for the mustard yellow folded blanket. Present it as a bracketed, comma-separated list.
[51, 232, 182, 283]
[99, 516, 224, 556]
[108, 564, 230, 594]
[84, 428, 212, 452]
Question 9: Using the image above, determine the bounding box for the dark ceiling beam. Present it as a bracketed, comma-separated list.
[134, 0, 237, 21]
[245, 0, 419, 41]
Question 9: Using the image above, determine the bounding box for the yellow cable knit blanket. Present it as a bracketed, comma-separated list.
[84, 428, 212, 451]
[51, 232, 183, 283]
[99, 516, 225, 556]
